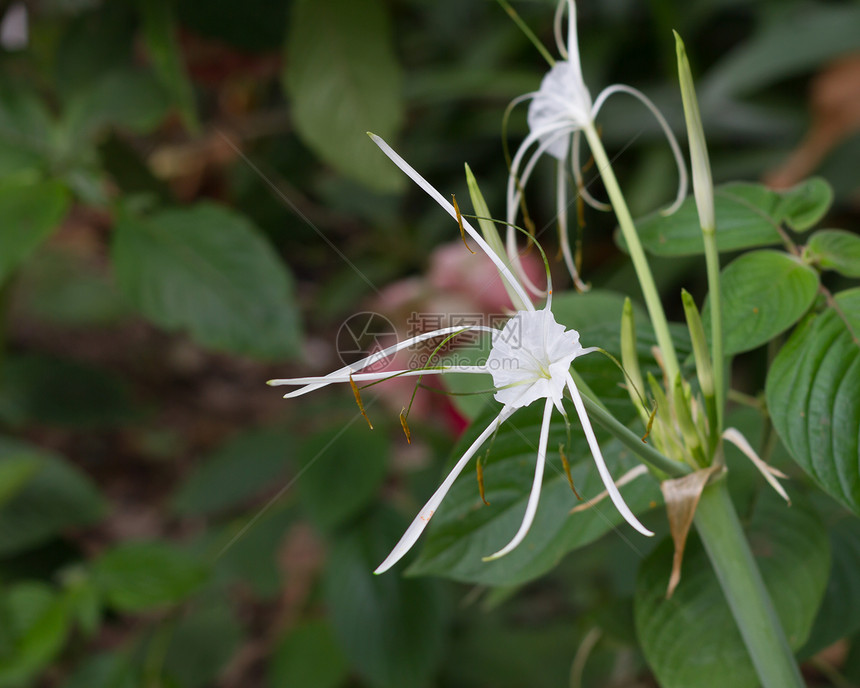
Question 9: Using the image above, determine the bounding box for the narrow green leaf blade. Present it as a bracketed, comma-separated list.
[137, 0, 199, 132]
[705, 250, 819, 355]
[766, 288, 860, 514]
[112, 203, 301, 359]
[284, 0, 404, 191]
[635, 492, 829, 688]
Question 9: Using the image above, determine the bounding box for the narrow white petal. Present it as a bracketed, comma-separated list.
[370, 134, 534, 312]
[374, 406, 516, 574]
[567, 375, 654, 536]
[553, 0, 568, 59]
[565, 0, 584, 87]
[723, 427, 790, 503]
[571, 129, 612, 211]
[270, 325, 499, 397]
[570, 464, 649, 513]
[269, 365, 491, 395]
[591, 84, 689, 215]
[557, 157, 590, 292]
[483, 398, 554, 561]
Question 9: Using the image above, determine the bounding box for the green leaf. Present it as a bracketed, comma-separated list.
[324, 508, 445, 688]
[806, 229, 860, 278]
[0, 354, 137, 428]
[0, 455, 42, 508]
[0, 582, 70, 686]
[635, 492, 829, 688]
[63, 69, 171, 140]
[284, 0, 405, 191]
[409, 401, 661, 586]
[137, 0, 199, 132]
[163, 602, 243, 688]
[269, 619, 349, 688]
[297, 423, 389, 532]
[0, 179, 70, 284]
[630, 179, 832, 256]
[172, 428, 293, 517]
[0, 82, 54, 177]
[704, 250, 819, 355]
[0, 439, 106, 556]
[766, 288, 860, 514]
[92, 542, 207, 613]
[799, 518, 860, 657]
[112, 203, 301, 359]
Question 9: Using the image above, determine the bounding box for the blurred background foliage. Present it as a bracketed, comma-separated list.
[0, 0, 858, 686]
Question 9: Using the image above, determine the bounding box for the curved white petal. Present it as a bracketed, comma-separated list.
[591, 84, 689, 216]
[374, 405, 516, 573]
[370, 134, 534, 311]
[269, 365, 490, 391]
[556, 157, 590, 292]
[571, 129, 612, 212]
[566, 375, 654, 536]
[483, 397, 554, 560]
[553, 0, 568, 59]
[271, 325, 499, 398]
[723, 427, 790, 503]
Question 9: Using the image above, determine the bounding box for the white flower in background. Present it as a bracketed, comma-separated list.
[505, 0, 688, 294]
[269, 136, 652, 574]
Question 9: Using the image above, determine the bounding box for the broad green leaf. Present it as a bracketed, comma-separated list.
[63, 69, 171, 140]
[0, 439, 105, 556]
[704, 250, 819, 355]
[172, 428, 293, 517]
[0, 455, 41, 508]
[409, 401, 661, 586]
[0, 179, 70, 284]
[163, 601, 243, 688]
[0, 82, 54, 177]
[269, 619, 349, 688]
[112, 203, 300, 359]
[806, 229, 860, 278]
[297, 423, 388, 532]
[0, 354, 136, 428]
[630, 179, 832, 256]
[766, 288, 860, 514]
[635, 492, 829, 688]
[799, 518, 860, 657]
[324, 508, 445, 688]
[137, 0, 199, 132]
[284, 0, 405, 191]
[92, 542, 207, 613]
[0, 582, 70, 686]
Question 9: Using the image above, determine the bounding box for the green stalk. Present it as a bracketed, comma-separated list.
[704, 231, 724, 429]
[583, 123, 681, 385]
[694, 479, 804, 688]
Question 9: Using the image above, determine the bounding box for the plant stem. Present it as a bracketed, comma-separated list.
[583, 123, 681, 385]
[702, 227, 724, 431]
[694, 478, 804, 688]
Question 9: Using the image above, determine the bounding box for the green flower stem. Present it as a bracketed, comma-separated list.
[694, 478, 804, 688]
[703, 227, 725, 431]
[583, 123, 681, 385]
[573, 372, 689, 479]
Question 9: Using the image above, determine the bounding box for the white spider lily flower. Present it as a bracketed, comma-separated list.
[269, 136, 653, 573]
[505, 0, 688, 295]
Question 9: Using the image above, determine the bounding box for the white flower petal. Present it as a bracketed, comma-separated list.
[723, 427, 790, 503]
[269, 365, 490, 391]
[591, 84, 688, 216]
[567, 375, 654, 536]
[483, 398, 555, 560]
[370, 134, 534, 312]
[374, 405, 517, 574]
